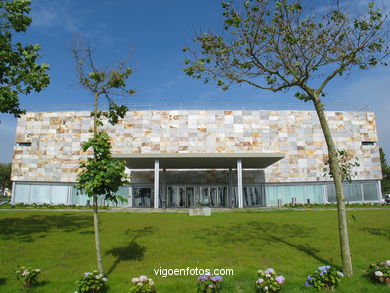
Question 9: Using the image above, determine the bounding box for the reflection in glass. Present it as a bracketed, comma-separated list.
[133, 187, 153, 208]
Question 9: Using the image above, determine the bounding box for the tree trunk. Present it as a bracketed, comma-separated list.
[312, 95, 353, 276]
[93, 93, 104, 274]
[93, 194, 104, 273]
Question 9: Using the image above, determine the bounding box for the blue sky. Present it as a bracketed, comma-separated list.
[0, 0, 390, 162]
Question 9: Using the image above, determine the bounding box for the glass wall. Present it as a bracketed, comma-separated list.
[133, 187, 153, 208]
[167, 186, 195, 208]
[12, 180, 380, 207]
[13, 182, 129, 206]
[326, 181, 380, 203]
[362, 182, 378, 201]
[243, 185, 266, 207]
[265, 184, 325, 206]
[14, 182, 70, 204]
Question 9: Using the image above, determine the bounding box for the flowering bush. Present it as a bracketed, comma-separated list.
[130, 275, 157, 293]
[75, 270, 107, 293]
[305, 265, 343, 290]
[196, 273, 223, 293]
[15, 266, 41, 288]
[366, 260, 390, 285]
[255, 268, 285, 292]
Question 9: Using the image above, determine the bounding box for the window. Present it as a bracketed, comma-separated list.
[362, 141, 375, 146]
[16, 142, 31, 147]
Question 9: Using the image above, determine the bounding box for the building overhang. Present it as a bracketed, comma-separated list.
[113, 153, 284, 169]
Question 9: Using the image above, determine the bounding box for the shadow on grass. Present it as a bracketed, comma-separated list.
[105, 226, 154, 275]
[195, 221, 338, 268]
[0, 213, 91, 242]
[34, 280, 50, 288]
[360, 227, 390, 240]
[0, 278, 6, 286]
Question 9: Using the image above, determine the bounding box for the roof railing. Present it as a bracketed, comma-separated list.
[24, 102, 370, 112]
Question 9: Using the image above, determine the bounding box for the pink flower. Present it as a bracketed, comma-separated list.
[275, 276, 285, 284]
[139, 275, 148, 282]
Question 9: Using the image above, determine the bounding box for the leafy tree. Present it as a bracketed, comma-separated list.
[379, 148, 390, 193]
[183, 0, 389, 276]
[0, 163, 12, 194]
[0, 0, 49, 116]
[323, 149, 360, 183]
[72, 38, 134, 274]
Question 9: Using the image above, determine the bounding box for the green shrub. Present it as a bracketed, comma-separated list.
[15, 266, 41, 288]
[130, 275, 157, 293]
[196, 274, 223, 293]
[366, 260, 390, 285]
[305, 265, 343, 290]
[75, 270, 107, 293]
[255, 268, 285, 292]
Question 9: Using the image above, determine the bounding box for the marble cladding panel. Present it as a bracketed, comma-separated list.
[11, 110, 381, 183]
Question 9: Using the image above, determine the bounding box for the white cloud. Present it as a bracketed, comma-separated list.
[30, 0, 84, 33]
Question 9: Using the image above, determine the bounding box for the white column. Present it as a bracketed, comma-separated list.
[237, 159, 243, 208]
[154, 159, 160, 209]
[11, 181, 15, 204]
[323, 184, 327, 203]
[128, 185, 134, 207]
[228, 168, 233, 208]
[163, 169, 167, 208]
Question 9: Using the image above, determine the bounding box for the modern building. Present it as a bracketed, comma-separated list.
[11, 106, 382, 208]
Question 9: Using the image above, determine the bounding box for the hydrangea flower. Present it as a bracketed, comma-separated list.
[386, 260, 390, 267]
[374, 271, 384, 277]
[256, 268, 285, 292]
[139, 275, 148, 282]
[210, 275, 223, 282]
[275, 275, 285, 284]
[265, 268, 275, 274]
[196, 275, 209, 282]
[131, 277, 139, 283]
[305, 265, 343, 290]
[305, 280, 312, 287]
[197, 274, 223, 292]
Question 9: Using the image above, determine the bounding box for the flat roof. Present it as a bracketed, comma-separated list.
[113, 153, 284, 169]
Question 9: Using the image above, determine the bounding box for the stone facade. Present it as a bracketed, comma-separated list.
[11, 110, 381, 183]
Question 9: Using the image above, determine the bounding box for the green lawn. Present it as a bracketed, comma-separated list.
[0, 210, 388, 292]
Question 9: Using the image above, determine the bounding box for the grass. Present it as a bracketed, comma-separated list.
[0, 209, 388, 292]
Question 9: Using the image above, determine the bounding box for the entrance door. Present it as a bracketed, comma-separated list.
[199, 186, 228, 207]
[167, 186, 195, 207]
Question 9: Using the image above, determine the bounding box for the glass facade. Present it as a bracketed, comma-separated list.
[13, 180, 380, 207]
[14, 183, 70, 204]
